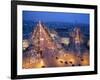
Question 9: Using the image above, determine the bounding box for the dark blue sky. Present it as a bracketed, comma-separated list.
[23, 11, 89, 24]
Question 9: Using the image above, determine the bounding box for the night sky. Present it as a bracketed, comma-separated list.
[23, 11, 89, 24]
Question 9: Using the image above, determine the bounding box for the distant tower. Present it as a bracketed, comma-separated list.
[73, 27, 83, 45]
[70, 27, 83, 56]
[70, 27, 83, 45]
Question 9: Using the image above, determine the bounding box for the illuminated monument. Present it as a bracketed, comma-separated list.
[31, 21, 61, 58]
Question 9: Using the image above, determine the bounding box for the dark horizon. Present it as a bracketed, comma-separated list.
[23, 11, 90, 25]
